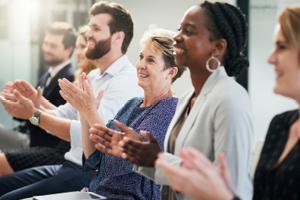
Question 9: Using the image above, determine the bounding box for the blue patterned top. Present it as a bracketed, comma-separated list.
[83, 97, 178, 200]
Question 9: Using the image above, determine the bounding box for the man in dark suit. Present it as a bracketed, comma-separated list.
[0, 22, 76, 173]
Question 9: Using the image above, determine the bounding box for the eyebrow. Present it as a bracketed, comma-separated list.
[183, 23, 196, 29]
[89, 24, 101, 29]
[276, 40, 287, 45]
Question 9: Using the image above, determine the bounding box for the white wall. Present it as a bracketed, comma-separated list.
[249, 0, 300, 144]
[0, 0, 33, 128]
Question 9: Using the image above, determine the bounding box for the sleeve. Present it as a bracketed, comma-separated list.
[212, 88, 253, 197]
[105, 99, 178, 178]
[97, 71, 143, 124]
[53, 103, 78, 120]
[83, 149, 104, 172]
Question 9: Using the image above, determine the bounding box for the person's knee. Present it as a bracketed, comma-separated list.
[0, 153, 14, 176]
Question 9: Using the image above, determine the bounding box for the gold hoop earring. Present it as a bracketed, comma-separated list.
[206, 55, 221, 73]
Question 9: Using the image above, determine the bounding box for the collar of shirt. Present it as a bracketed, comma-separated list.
[48, 59, 71, 78]
[97, 55, 130, 79]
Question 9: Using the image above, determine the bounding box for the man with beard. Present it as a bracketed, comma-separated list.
[0, 2, 143, 200]
[0, 22, 76, 174]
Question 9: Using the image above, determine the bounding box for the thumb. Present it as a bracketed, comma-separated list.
[37, 86, 43, 99]
[140, 131, 158, 143]
[96, 89, 104, 102]
[13, 89, 27, 102]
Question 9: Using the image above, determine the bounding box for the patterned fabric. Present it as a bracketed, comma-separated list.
[4, 140, 70, 171]
[83, 97, 178, 200]
[254, 109, 300, 200]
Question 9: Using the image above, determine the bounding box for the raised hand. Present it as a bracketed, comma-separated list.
[156, 149, 235, 200]
[14, 80, 42, 108]
[120, 130, 162, 167]
[58, 73, 100, 116]
[1, 81, 17, 101]
[89, 120, 142, 157]
[0, 89, 36, 119]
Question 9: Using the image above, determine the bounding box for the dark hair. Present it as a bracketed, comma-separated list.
[140, 26, 186, 83]
[200, 1, 249, 77]
[89, 1, 134, 54]
[47, 22, 77, 57]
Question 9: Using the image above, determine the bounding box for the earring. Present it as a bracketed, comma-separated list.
[206, 55, 221, 73]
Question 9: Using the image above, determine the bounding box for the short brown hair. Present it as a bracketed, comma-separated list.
[140, 25, 186, 83]
[89, 1, 133, 54]
[278, 5, 300, 59]
[47, 22, 77, 57]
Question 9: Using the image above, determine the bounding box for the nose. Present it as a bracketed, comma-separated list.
[137, 59, 147, 70]
[75, 48, 80, 57]
[267, 48, 276, 65]
[173, 31, 182, 43]
[85, 29, 92, 39]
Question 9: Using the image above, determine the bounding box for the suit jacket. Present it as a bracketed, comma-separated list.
[19, 63, 74, 147]
[134, 67, 254, 200]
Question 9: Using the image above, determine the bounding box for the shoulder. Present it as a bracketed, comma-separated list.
[269, 109, 298, 127]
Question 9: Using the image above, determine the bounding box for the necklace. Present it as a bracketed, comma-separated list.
[162, 90, 172, 99]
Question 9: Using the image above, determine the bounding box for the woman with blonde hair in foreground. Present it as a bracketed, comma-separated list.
[157, 4, 300, 200]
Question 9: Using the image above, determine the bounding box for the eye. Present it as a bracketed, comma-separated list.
[184, 28, 193, 36]
[139, 54, 143, 60]
[278, 45, 286, 50]
[80, 45, 86, 49]
[148, 58, 155, 63]
[177, 27, 181, 32]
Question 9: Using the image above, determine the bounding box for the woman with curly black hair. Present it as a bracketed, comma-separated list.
[90, 1, 253, 200]
[157, 3, 300, 200]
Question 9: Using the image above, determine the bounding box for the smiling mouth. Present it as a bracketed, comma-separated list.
[173, 47, 185, 54]
[275, 71, 283, 79]
[139, 74, 149, 78]
[87, 42, 95, 47]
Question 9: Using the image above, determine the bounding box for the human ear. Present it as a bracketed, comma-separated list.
[212, 39, 227, 58]
[112, 31, 125, 43]
[167, 67, 178, 80]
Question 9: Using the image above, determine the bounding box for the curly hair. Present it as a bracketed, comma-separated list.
[200, 1, 249, 77]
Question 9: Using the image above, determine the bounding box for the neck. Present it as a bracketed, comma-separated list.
[141, 86, 172, 107]
[51, 58, 68, 68]
[189, 67, 211, 98]
[97, 50, 123, 74]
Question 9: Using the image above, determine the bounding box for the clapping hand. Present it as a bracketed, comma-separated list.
[119, 131, 162, 167]
[59, 73, 103, 117]
[156, 148, 235, 200]
[89, 120, 142, 157]
[13, 80, 42, 109]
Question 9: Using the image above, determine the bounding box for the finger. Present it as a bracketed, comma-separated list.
[20, 80, 34, 90]
[37, 87, 42, 98]
[89, 126, 113, 142]
[89, 132, 111, 148]
[93, 123, 123, 138]
[113, 120, 134, 134]
[78, 75, 83, 90]
[58, 80, 75, 98]
[95, 89, 104, 104]
[13, 89, 30, 102]
[140, 131, 158, 143]
[59, 90, 71, 102]
[185, 148, 214, 168]
[95, 143, 111, 154]
[14, 80, 26, 92]
[3, 93, 17, 101]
